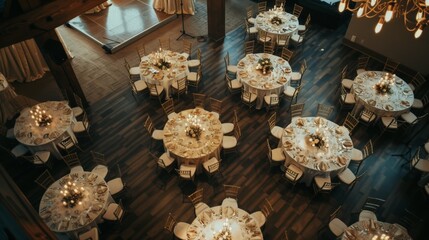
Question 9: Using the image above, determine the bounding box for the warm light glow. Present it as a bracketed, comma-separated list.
[384, 4, 395, 22]
[415, 23, 425, 38]
[375, 17, 385, 33]
[416, 10, 423, 21]
[426, 0, 429, 7]
[370, 0, 377, 7]
[357, 5, 365, 18]
[339, 0, 346, 12]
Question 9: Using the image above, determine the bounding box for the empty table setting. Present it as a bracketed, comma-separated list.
[281, 117, 353, 186]
[186, 205, 263, 240]
[342, 219, 412, 240]
[236, 53, 292, 109]
[163, 108, 223, 170]
[39, 172, 112, 235]
[140, 49, 189, 100]
[254, 7, 299, 40]
[351, 71, 414, 117]
[14, 101, 77, 159]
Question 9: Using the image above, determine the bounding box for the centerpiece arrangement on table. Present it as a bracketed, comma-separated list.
[307, 128, 329, 150]
[212, 218, 233, 240]
[153, 48, 171, 70]
[30, 105, 53, 127]
[185, 113, 205, 141]
[256, 58, 273, 75]
[60, 180, 85, 208]
[271, 16, 282, 25]
[373, 73, 395, 95]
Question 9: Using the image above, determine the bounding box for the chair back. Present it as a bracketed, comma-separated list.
[63, 152, 81, 168]
[136, 44, 146, 59]
[144, 115, 155, 135]
[267, 112, 277, 131]
[362, 140, 374, 159]
[35, 170, 55, 190]
[210, 98, 223, 114]
[195, 48, 202, 61]
[281, 48, 294, 62]
[266, 138, 274, 161]
[223, 184, 240, 200]
[300, 59, 307, 75]
[164, 213, 176, 232]
[341, 65, 348, 79]
[343, 113, 359, 134]
[264, 41, 275, 54]
[410, 72, 427, 90]
[245, 40, 255, 55]
[182, 40, 192, 58]
[207, 161, 220, 174]
[192, 93, 206, 108]
[114, 199, 125, 222]
[73, 93, 84, 109]
[357, 55, 370, 71]
[188, 188, 205, 206]
[383, 58, 399, 73]
[285, 165, 300, 181]
[361, 197, 385, 214]
[159, 38, 170, 50]
[233, 122, 241, 141]
[269, 95, 279, 106]
[147, 83, 161, 97]
[284, 230, 290, 240]
[260, 198, 274, 218]
[176, 76, 187, 91]
[176, 169, 193, 180]
[161, 99, 176, 117]
[293, 4, 303, 17]
[257, 1, 267, 13]
[91, 151, 106, 165]
[304, 13, 311, 26]
[329, 205, 343, 222]
[396, 209, 422, 231]
[290, 103, 305, 119]
[275, 0, 285, 7]
[276, 34, 290, 48]
[246, 6, 253, 19]
[316, 103, 334, 119]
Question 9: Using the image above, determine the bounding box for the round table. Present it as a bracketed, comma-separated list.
[163, 108, 223, 170]
[14, 101, 77, 159]
[351, 71, 414, 117]
[342, 220, 412, 240]
[140, 49, 189, 100]
[186, 205, 263, 240]
[281, 117, 353, 186]
[254, 10, 299, 40]
[39, 172, 112, 234]
[237, 53, 292, 109]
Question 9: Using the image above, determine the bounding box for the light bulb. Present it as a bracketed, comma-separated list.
[414, 23, 425, 38]
[338, 0, 346, 12]
[375, 17, 384, 33]
[357, 5, 364, 17]
[416, 10, 423, 21]
[370, 0, 377, 7]
[426, 0, 429, 7]
[384, 3, 395, 22]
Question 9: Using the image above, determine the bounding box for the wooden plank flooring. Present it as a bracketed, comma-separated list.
[2, 0, 429, 239]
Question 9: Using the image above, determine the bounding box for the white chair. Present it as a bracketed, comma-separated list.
[408, 72, 426, 92]
[224, 52, 237, 75]
[222, 124, 240, 153]
[222, 184, 240, 209]
[151, 151, 175, 173]
[266, 139, 285, 166]
[129, 79, 148, 99]
[283, 164, 303, 190]
[107, 165, 126, 196]
[103, 200, 124, 222]
[72, 112, 90, 138]
[176, 165, 197, 182]
[356, 55, 370, 75]
[210, 97, 222, 119]
[410, 147, 429, 173]
[161, 99, 177, 120]
[202, 157, 221, 176]
[350, 140, 373, 174]
[188, 188, 210, 216]
[241, 89, 257, 110]
[221, 109, 237, 135]
[1, 126, 15, 139]
[250, 198, 273, 228]
[187, 65, 202, 91]
[188, 48, 201, 68]
[267, 112, 283, 140]
[90, 151, 108, 179]
[328, 206, 348, 237]
[71, 93, 85, 118]
[340, 65, 354, 90]
[79, 227, 99, 240]
[63, 153, 84, 173]
[358, 197, 385, 221]
[165, 213, 189, 240]
[225, 73, 242, 94]
[411, 94, 428, 110]
[339, 86, 355, 110]
[264, 94, 279, 112]
[22, 151, 51, 168]
[144, 115, 164, 149]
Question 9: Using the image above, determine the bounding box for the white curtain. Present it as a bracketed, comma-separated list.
[0, 39, 49, 83]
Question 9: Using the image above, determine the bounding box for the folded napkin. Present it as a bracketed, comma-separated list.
[296, 118, 305, 127]
[313, 117, 325, 125]
[297, 154, 306, 163]
[285, 127, 294, 134]
[367, 99, 376, 106]
[34, 138, 43, 145]
[319, 162, 328, 172]
[342, 141, 353, 149]
[283, 140, 293, 150]
[401, 100, 410, 107]
[337, 156, 347, 165]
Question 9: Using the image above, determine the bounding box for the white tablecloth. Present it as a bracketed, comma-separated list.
[342, 220, 412, 240]
[237, 53, 291, 109]
[351, 71, 414, 117]
[254, 11, 299, 40]
[153, 0, 196, 15]
[281, 117, 353, 186]
[14, 101, 77, 159]
[163, 108, 223, 170]
[187, 206, 263, 240]
[140, 50, 189, 100]
[39, 172, 112, 233]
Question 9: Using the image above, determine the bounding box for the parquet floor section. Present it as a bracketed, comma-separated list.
[2, 1, 429, 240]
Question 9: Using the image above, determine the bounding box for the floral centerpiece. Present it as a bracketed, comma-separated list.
[30, 105, 53, 127]
[373, 80, 392, 95]
[154, 58, 171, 70]
[60, 181, 84, 208]
[308, 129, 329, 149]
[185, 113, 204, 140]
[271, 16, 282, 25]
[256, 58, 273, 75]
[212, 219, 232, 240]
[185, 125, 203, 140]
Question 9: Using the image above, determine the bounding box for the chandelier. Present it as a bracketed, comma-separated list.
[338, 0, 429, 38]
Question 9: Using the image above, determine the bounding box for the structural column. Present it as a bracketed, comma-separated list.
[207, 0, 225, 42]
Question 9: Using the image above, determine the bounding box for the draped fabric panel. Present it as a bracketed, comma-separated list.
[0, 39, 49, 83]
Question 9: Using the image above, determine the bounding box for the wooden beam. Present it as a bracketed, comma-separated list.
[0, 0, 106, 48]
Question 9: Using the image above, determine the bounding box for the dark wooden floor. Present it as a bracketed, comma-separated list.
[2, 0, 429, 240]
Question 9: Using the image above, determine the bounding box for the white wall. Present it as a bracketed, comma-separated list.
[345, 15, 429, 75]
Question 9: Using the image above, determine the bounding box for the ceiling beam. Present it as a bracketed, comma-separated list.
[0, 0, 106, 48]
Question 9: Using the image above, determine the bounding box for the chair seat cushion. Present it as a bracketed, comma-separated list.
[251, 211, 266, 228]
[381, 116, 397, 128]
[283, 86, 296, 97]
[351, 148, 363, 161]
[342, 93, 356, 104]
[264, 94, 279, 105]
[298, 24, 306, 31]
[314, 175, 331, 189]
[182, 53, 190, 60]
[221, 123, 234, 134]
[107, 178, 125, 195]
[134, 80, 148, 91]
[425, 142, 429, 153]
[203, 157, 219, 172]
[242, 92, 257, 102]
[129, 66, 140, 75]
[356, 68, 366, 75]
[150, 84, 164, 95]
[291, 33, 300, 42]
[271, 126, 283, 139]
[152, 129, 164, 140]
[222, 198, 238, 209]
[167, 112, 177, 120]
[211, 111, 220, 119]
[91, 165, 108, 179]
[360, 110, 376, 123]
[179, 165, 196, 178]
[338, 168, 356, 185]
[329, 218, 348, 237]
[195, 202, 210, 216]
[11, 144, 29, 158]
[342, 79, 354, 89]
[258, 36, 272, 43]
[72, 107, 83, 117]
[79, 228, 98, 240]
[73, 121, 89, 133]
[230, 79, 242, 89]
[249, 27, 258, 34]
[359, 210, 377, 221]
[222, 136, 237, 149]
[271, 148, 285, 162]
[248, 17, 256, 24]
[187, 59, 200, 68]
[70, 166, 84, 174]
[227, 65, 238, 73]
[401, 111, 417, 124]
[286, 164, 303, 180]
[407, 83, 415, 91]
[411, 98, 423, 109]
[187, 72, 200, 81]
[103, 203, 123, 221]
[34, 151, 51, 163]
[290, 72, 301, 81]
[174, 222, 189, 240]
[412, 158, 429, 172]
[160, 152, 175, 167]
